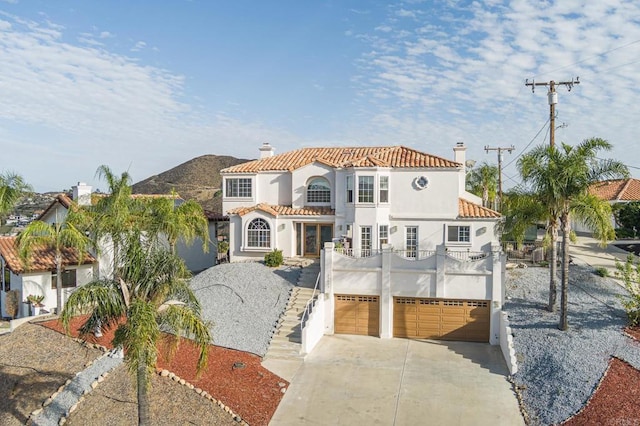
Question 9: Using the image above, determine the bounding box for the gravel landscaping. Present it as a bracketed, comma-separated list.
[505, 262, 640, 425]
[190, 262, 299, 357]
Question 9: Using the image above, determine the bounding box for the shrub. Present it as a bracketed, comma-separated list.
[615, 254, 640, 326]
[595, 267, 609, 278]
[264, 249, 283, 267]
[217, 240, 229, 254]
[5, 290, 19, 319]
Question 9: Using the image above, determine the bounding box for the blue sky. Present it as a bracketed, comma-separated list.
[1, 0, 640, 192]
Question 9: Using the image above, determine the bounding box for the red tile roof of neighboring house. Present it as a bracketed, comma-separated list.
[203, 210, 229, 221]
[458, 198, 501, 218]
[589, 178, 640, 202]
[227, 204, 335, 217]
[221, 146, 460, 173]
[37, 194, 73, 220]
[0, 236, 96, 274]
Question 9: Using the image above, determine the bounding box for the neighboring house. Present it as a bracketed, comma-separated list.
[33, 183, 219, 277]
[574, 178, 640, 233]
[0, 236, 96, 318]
[221, 143, 505, 345]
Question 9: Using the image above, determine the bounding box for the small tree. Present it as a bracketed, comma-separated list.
[616, 254, 640, 326]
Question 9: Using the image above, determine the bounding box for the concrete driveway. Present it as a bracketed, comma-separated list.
[270, 335, 523, 426]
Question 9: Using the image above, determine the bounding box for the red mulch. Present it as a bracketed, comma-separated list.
[39, 317, 287, 426]
[625, 325, 640, 341]
[563, 357, 640, 425]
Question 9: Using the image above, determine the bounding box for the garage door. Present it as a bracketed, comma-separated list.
[334, 295, 379, 336]
[393, 298, 489, 342]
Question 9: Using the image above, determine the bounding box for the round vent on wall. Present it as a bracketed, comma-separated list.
[414, 176, 429, 190]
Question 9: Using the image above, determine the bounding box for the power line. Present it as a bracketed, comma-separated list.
[484, 145, 515, 211]
[503, 119, 550, 170]
[525, 78, 580, 148]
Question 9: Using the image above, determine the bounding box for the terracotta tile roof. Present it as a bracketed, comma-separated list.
[203, 210, 229, 221]
[0, 236, 96, 274]
[227, 204, 335, 217]
[221, 146, 460, 173]
[458, 198, 501, 219]
[37, 194, 73, 220]
[589, 179, 640, 201]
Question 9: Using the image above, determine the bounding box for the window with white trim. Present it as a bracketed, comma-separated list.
[447, 225, 471, 243]
[361, 226, 372, 256]
[52, 269, 77, 289]
[247, 218, 271, 248]
[346, 175, 354, 203]
[406, 226, 418, 258]
[358, 176, 374, 203]
[379, 225, 389, 249]
[379, 176, 389, 203]
[225, 178, 252, 198]
[306, 177, 331, 204]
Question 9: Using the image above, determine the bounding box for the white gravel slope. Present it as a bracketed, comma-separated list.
[190, 262, 298, 357]
[505, 264, 640, 425]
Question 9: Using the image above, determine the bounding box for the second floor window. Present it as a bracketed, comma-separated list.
[346, 175, 354, 203]
[226, 178, 252, 198]
[406, 226, 418, 258]
[358, 176, 374, 203]
[448, 225, 471, 243]
[379, 225, 388, 249]
[379, 176, 389, 203]
[306, 177, 331, 204]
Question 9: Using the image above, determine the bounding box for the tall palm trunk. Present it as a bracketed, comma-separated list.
[547, 221, 558, 312]
[55, 251, 63, 314]
[559, 212, 571, 330]
[137, 353, 150, 425]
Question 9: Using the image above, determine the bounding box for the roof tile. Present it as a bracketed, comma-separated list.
[590, 178, 640, 201]
[222, 146, 460, 173]
[458, 198, 501, 219]
[227, 204, 335, 217]
[0, 236, 96, 274]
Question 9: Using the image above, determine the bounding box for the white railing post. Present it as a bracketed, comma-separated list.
[435, 245, 446, 298]
[489, 243, 503, 345]
[324, 242, 335, 334]
[380, 244, 393, 338]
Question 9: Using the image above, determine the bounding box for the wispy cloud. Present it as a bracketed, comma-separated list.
[352, 0, 640, 179]
[0, 14, 296, 191]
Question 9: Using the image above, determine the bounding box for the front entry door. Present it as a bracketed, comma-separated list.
[303, 224, 333, 257]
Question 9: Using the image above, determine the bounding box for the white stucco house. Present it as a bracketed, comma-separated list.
[222, 142, 506, 345]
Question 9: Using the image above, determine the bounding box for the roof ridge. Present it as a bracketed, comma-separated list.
[617, 178, 633, 201]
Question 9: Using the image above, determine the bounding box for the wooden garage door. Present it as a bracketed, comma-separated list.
[335, 295, 379, 336]
[393, 298, 490, 342]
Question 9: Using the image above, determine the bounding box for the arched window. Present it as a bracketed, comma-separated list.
[306, 177, 331, 204]
[247, 218, 271, 248]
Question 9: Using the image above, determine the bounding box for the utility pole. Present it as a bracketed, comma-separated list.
[484, 145, 515, 211]
[525, 77, 580, 148]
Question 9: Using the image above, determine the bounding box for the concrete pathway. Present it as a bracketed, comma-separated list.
[270, 335, 523, 426]
[570, 235, 639, 276]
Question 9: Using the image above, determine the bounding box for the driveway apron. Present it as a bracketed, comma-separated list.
[270, 335, 523, 426]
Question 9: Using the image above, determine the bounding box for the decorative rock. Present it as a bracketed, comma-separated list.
[69, 402, 78, 413]
[97, 376, 105, 383]
[31, 408, 43, 417]
[43, 397, 53, 407]
[278, 382, 286, 388]
[65, 379, 72, 386]
[233, 415, 242, 422]
[187, 383, 194, 390]
[224, 406, 230, 413]
[281, 388, 286, 393]
[179, 379, 186, 385]
[59, 417, 66, 425]
[57, 385, 65, 393]
[168, 372, 176, 380]
[195, 387, 202, 394]
[172, 375, 180, 382]
[161, 369, 170, 377]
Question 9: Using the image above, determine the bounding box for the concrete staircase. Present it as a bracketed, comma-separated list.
[263, 260, 320, 361]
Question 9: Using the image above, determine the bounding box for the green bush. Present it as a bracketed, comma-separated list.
[217, 240, 229, 254]
[264, 249, 283, 267]
[615, 254, 640, 326]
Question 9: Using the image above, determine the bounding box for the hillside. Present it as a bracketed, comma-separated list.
[132, 154, 251, 214]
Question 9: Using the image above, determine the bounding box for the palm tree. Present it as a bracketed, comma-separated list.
[147, 193, 210, 255]
[16, 207, 94, 314]
[61, 238, 211, 425]
[519, 138, 628, 329]
[91, 165, 144, 279]
[466, 162, 498, 208]
[0, 171, 31, 221]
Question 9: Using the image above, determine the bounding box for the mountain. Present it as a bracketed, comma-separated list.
[132, 154, 251, 214]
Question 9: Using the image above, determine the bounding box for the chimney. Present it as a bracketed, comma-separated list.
[453, 142, 466, 195]
[259, 142, 275, 159]
[453, 141, 466, 165]
[72, 182, 92, 206]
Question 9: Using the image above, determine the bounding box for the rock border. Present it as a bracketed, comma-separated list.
[156, 368, 249, 425]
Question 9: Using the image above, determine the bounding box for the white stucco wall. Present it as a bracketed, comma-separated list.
[291, 163, 335, 209]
